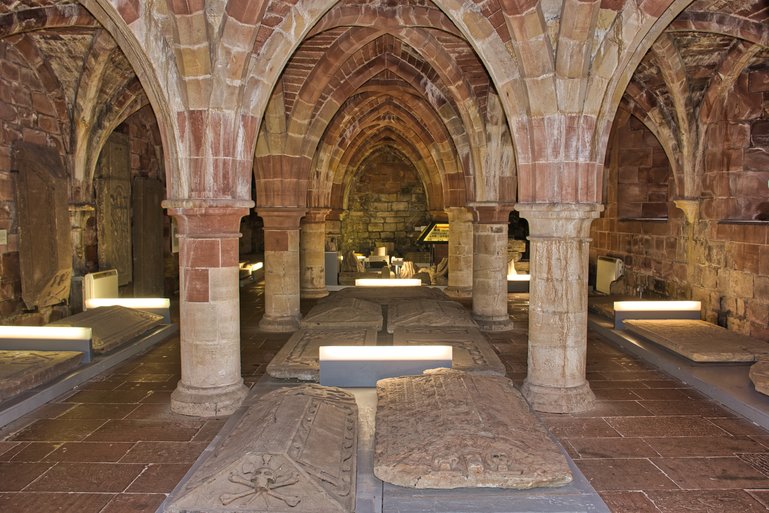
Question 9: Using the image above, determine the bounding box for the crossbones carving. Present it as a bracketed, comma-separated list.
[219, 454, 301, 508]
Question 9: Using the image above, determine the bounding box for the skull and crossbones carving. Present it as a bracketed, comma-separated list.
[219, 454, 301, 508]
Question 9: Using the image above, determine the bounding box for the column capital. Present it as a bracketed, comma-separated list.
[516, 203, 603, 238]
[445, 206, 472, 222]
[325, 208, 344, 222]
[673, 198, 699, 224]
[257, 207, 307, 230]
[469, 203, 515, 223]
[302, 208, 331, 224]
[429, 210, 449, 222]
[163, 199, 253, 236]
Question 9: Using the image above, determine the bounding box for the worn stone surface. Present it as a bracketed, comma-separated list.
[267, 328, 378, 381]
[374, 369, 572, 489]
[749, 359, 769, 396]
[166, 385, 357, 513]
[624, 319, 769, 363]
[387, 299, 477, 334]
[49, 306, 163, 354]
[0, 350, 83, 402]
[332, 285, 447, 305]
[300, 298, 382, 330]
[131, 176, 164, 296]
[13, 142, 72, 310]
[392, 326, 506, 376]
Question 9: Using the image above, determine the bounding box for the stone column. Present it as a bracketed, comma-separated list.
[471, 205, 514, 331]
[164, 200, 251, 417]
[516, 203, 603, 413]
[445, 207, 473, 298]
[300, 209, 330, 299]
[258, 208, 306, 332]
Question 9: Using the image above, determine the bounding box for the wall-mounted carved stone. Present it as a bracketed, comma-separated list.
[13, 142, 72, 310]
[165, 385, 357, 513]
[267, 328, 377, 381]
[387, 299, 478, 333]
[374, 370, 572, 489]
[300, 298, 382, 330]
[132, 177, 164, 296]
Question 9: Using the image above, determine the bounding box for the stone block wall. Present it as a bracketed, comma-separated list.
[341, 150, 429, 255]
[592, 68, 769, 339]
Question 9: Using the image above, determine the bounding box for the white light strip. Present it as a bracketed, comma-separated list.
[320, 345, 453, 362]
[249, 262, 263, 272]
[85, 298, 170, 310]
[355, 278, 422, 287]
[0, 326, 92, 340]
[507, 274, 531, 281]
[614, 300, 701, 312]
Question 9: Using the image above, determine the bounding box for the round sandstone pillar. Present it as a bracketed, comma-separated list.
[164, 201, 251, 417]
[300, 209, 330, 299]
[471, 206, 514, 331]
[516, 203, 603, 413]
[258, 208, 306, 332]
[445, 207, 473, 298]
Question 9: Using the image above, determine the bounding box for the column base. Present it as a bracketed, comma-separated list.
[521, 379, 595, 413]
[301, 287, 329, 299]
[259, 314, 301, 332]
[473, 314, 515, 332]
[444, 286, 472, 299]
[171, 380, 248, 417]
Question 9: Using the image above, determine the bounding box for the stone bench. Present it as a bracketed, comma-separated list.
[623, 319, 769, 363]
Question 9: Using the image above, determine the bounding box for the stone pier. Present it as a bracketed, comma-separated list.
[517, 203, 602, 413]
[471, 206, 514, 331]
[300, 209, 330, 299]
[445, 207, 473, 298]
[164, 201, 251, 417]
[258, 208, 306, 332]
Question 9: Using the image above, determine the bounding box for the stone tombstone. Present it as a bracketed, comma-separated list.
[0, 350, 83, 402]
[387, 299, 478, 333]
[132, 177, 164, 296]
[331, 285, 447, 305]
[13, 142, 72, 309]
[374, 369, 572, 489]
[96, 133, 132, 286]
[300, 298, 383, 330]
[165, 385, 357, 513]
[267, 328, 378, 381]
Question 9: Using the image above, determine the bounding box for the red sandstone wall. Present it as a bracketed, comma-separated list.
[592, 68, 769, 338]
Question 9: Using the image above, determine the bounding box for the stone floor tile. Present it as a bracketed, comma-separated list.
[126, 463, 190, 493]
[0, 441, 21, 459]
[645, 436, 769, 457]
[573, 400, 653, 418]
[568, 437, 659, 459]
[637, 399, 730, 416]
[57, 403, 139, 420]
[139, 390, 173, 403]
[21, 403, 75, 419]
[25, 462, 145, 492]
[84, 419, 203, 443]
[747, 489, 769, 508]
[7, 442, 60, 461]
[707, 417, 769, 436]
[652, 456, 769, 489]
[0, 492, 113, 513]
[605, 416, 728, 437]
[0, 462, 54, 491]
[576, 458, 678, 491]
[597, 370, 668, 381]
[120, 441, 207, 463]
[631, 388, 701, 401]
[191, 419, 228, 441]
[10, 419, 106, 442]
[45, 442, 135, 462]
[647, 489, 769, 512]
[593, 388, 642, 401]
[543, 417, 622, 438]
[598, 491, 660, 513]
[64, 390, 151, 404]
[100, 493, 165, 513]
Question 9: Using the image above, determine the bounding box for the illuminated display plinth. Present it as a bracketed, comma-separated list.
[507, 274, 531, 293]
[613, 300, 701, 329]
[355, 278, 422, 287]
[85, 298, 172, 323]
[319, 345, 453, 387]
[0, 326, 92, 362]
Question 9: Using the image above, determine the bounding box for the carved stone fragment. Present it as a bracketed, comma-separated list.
[750, 359, 769, 396]
[374, 370, 572, 489]
[166, 385, 357, 513]
[300, 298, 382, 330]
[49, 306, 163, 353]
[623, 319, 769, 362]
[0, 350, 83, 402]
[392, 326, 506, 375]
[267, 328, 378, 381]
[387, 299, 478, 333]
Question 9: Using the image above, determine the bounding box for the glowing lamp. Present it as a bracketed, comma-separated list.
[319, 345, 453, 387]
[613, 300, 701, 329]
[85, 298, 171, 323]
[0, 326, 92, 362]
[355, 278, 422, 287]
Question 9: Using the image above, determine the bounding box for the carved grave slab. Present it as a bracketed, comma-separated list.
[49, 306, 163, 354]
[0, 350, 83, 402]
[300, 298, 382, 330]
[331, 285, 447, 305]
[267, 328, 378, 381]
[387, 299, 477, 334]
[750, 360, 769, 396]
[374, 369, 572, 489]
[623, 319, 769, 362]
[392, 326, 506, 376]
[166, 385, 357, 513]
[13, 142, 72, 309]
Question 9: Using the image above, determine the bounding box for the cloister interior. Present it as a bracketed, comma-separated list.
[1, 0, 769, 512]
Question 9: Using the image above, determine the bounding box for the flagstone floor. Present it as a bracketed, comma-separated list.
[1, 281, 769, 512]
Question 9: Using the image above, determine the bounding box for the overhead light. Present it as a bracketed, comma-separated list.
[355, 278, 422, 287]
[613, 300, 701, 329]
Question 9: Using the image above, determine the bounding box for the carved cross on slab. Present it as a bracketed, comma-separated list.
[219, 454, 301, 508]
